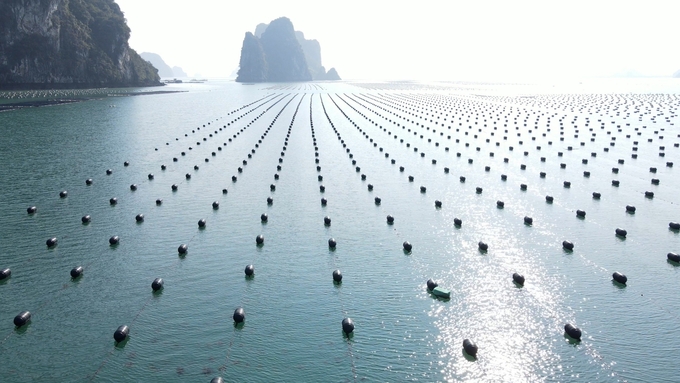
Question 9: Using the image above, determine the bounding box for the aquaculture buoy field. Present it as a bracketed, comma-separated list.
[1, 79, 679, 382]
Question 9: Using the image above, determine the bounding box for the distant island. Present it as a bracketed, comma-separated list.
[140, 52, 187, 78]
[0, 0, 160, 90]
[236, 17, 341, 83]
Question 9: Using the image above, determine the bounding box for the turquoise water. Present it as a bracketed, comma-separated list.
[1, 80, 679, 382]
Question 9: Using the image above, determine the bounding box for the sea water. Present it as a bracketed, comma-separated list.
[0, 79, 679, 382]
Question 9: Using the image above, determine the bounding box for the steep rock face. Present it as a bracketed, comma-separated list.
[259, 17, 311, 82]
[141, 52, 173, 77]
[172, 66, 187, 77]
[0, 0, 160, 89]
[247, 19, 340, 81]
[236, 32, 267, 82]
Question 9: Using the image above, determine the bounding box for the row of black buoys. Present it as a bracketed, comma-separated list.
[342, 317, 354, 334]
[109, 236, 119, 245]
[463, 339, 478, 357]
[178, 244, 188, 255]
[70, 266, 83, 279]
[564, 323, 582, 340]
[612, 272, 627, 285]
[333, 269, 342, 282]
[256, 235, 264, 245]
[0, 268, 11, 280]
[14, 311, 31, 327]
[233, 308, 245, 323]
[46, 237, 57, 247]
[113, 325, 129, 342]
[245, 265, 254, 277]
[152, 278, 164, 291]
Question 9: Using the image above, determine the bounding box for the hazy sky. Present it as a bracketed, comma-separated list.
[116, 0, 680, 81]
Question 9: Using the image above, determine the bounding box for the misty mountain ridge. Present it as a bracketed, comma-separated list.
[140, 53, 187, 78]
[237, 17, 340, 82]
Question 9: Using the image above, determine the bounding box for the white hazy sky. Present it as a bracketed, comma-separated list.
[116, 0, 680, 81]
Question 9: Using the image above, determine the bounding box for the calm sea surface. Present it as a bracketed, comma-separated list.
[1, 79, 679, 382]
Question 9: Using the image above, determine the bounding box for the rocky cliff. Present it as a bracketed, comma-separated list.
[0, 0, 161, 89]
[237, 17, 340, 82]
[141, 52, 187, 78]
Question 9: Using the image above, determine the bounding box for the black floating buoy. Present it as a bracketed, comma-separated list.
[475, 187, 483, 194]
[328, 238, 337, 248]
[667, 252, 680, 263]
[270, 184, 276, 191]
[426, 279, 438, 290]
[497, 200, 505, 208]
[524, 216, 533, 225]
[151, 278, 164, 291]
[13, 311, 31, 327]
[0, 267, 11, 280]
[172, 184, 178, 191]
[563, 240, 574, 250]
[403, 241, 412, 252]
[210, 378, 225, 383]
[386, 215, 394, 224]
[198, 219, 206, 228]
[46, 237, 58, 247]
[86, 178, 93, 185]
[27, 206, 37, 214]
[435, 200, 442, 208]
[367, 184, 373, 191]
[161, 164, 166, 170]
[420, 186, 427, 193]
[454, 218, 462, 226]
[546, 195, 554, 203]
[626, 205, 636, 213]
[59, 190, 68, 198]
[267, 197, 274, 205]
[130, 184, 137, 191]
[564, 323, 581, 340]
[615, 228, 627, 237]
[114, 325, 129, 342]
[210, 201, 219, 210]
[185, 173, 191, 180]
[124, 161, 130, 167]
[576, 210, 586, 218]
[245, 264, 254, 277]
[670, 222, 680, 230]
[148, 174, 154, 180]
[324, 216, 331, 226]
[261, 213, 268, 223]
[592, 192, 601, 199]
[110, 197, 118, 205]
[645, 191, 655, 198]
[478, 241, 488, 251]
[109, 236, 120, 245]
[106, 169, 113, 175]
[233, 308, 245, 323]
[70, 266, 83, 279]
[463, 339, 478, 357]
[333, 269, 342, 283]
[222, 188, 228, 194]
[342, 317, 354, 334]
[512, 273, 525, 286]
[156, 199, 162, 206]
[178, 244, 188, 255]
[612, 272, 627, 285]
[320, 198, 327, 206]
[81, 215, 91, 224]
[135, 214, 144, 222]
[256, 235, 264, 245]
